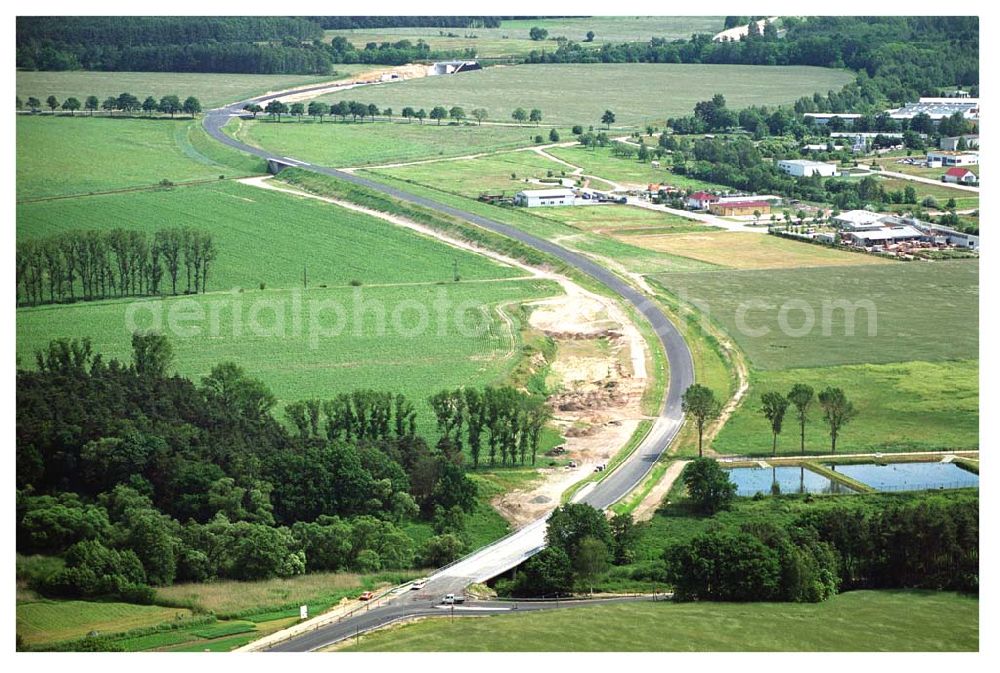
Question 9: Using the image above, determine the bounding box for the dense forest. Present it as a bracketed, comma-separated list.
[16, 335, 549, 599]
[526, 17, 979, 106]
[15, 16, 498, 72]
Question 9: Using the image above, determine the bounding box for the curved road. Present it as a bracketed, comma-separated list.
[202, 82, 694, 651]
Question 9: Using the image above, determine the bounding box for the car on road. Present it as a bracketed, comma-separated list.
[442, 594, 465, 605]
[411, 579, 428, 590]
[358, 591, 375, 601]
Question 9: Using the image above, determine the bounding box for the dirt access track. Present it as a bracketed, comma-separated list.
[238, 176, 653, 527]
[273, 65, 429, 105]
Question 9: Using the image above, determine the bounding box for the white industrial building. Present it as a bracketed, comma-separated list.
[887, 97, 979, 123]
[803, 113, 863, 126]
[926, 151, 979, 167]
[514, 188, 576, 207]
[777, 159, 838, 178]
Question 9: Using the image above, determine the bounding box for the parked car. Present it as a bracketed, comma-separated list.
[358, 591, 375, 601]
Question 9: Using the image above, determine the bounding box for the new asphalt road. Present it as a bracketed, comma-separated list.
[203, 80, 694, 651]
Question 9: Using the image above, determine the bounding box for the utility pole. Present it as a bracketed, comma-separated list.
[303, 265, 307, 288]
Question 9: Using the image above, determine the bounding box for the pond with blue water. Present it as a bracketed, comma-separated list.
[726, 466, 855, 497]
[830, 461, 979, 492]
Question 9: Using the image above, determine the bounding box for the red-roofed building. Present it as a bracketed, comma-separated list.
[686, 191, 719, 209]
[943, 167, 978, 184]
[709, 200, 772, 216]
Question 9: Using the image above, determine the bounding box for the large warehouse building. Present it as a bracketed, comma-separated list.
[776, 159, 838, 178]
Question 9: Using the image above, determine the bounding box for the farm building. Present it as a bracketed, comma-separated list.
[803, 113, 863, 126]
[709, 200, 771, 217]
[943, 167, 978, 184]
[921, 223, 979, 250]
[832, 210, 888, 231]
[514, 188, 576, 207]
[939, 134, 979, 150]
[926, 151, 979, 167]
[777, 159, 838, 178]
[842, 225, 924, 248]
[686, 191, 719, 209]
[887, 98, 979, 123]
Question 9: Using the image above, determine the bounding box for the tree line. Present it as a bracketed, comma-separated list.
[682, 382, 856, 457]
[16, 334, 541, 600]
[16, 227, 217, 307]
[247, 98, 514, 128]
[428, 386, 551, 468]
[663, 458, 978, 601]
[18, 92, 201, 118]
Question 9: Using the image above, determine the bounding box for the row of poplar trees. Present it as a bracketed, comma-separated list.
[17, 227, 216, 306]
[430, 386, 552, 468]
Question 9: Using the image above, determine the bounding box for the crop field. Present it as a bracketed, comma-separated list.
[17, 280, 561, 434]
[343, 590, 977, 652]
[325, 17, 725, 59]
[19, 180, 521, 291]
[16, 70, 361, 110]
[17, 116, 263, 199]
[318, 64, 855, 126]
[16, 600, 193, 647]
[710, 359, 979, 455]
[627, 232, 893, 270]
[229, 117, 564, 168]
[650, 260, 978, 371]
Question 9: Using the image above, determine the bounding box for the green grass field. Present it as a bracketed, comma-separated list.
[649, 260, 978, 370]
[16, 70, 360, 109]
[317, 64, 854, 126]
[531, 203, 715, 234]
[372, 150, 574, 199]
[362, 168, 718, 275]
[154, 569, 415, 618]
[229, 117, 563, 168]
[711, 359, 979, 455]
[17, 115, 263, 199]
[18, 180, 521, 291]
[17, 280, 560, 433]
[876, 176, 979, 210]
[324, 17, 725, 59]
[16, 600, 193, 646]
[548, 144, 727, 190]
[343, 590, 977, 651]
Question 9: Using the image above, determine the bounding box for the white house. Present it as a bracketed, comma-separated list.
[926, 151, 979, 166]
[832, 210, 887, 231]
[943, 167, 978, 184]
[777, 159, 838, 178]
[514, 188, 576, 207]
[685, 191, 719, 210]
